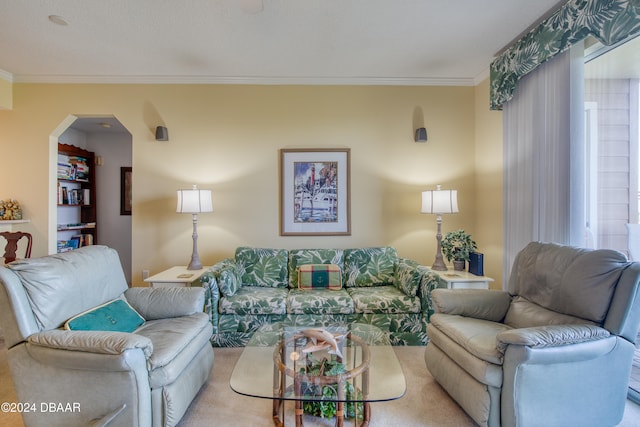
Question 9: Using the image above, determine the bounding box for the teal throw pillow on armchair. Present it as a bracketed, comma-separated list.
[64, 298, 145, 333]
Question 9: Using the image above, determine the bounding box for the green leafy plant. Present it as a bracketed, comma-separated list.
[300, 356, 364, 420]
[441, 229, 477, 262]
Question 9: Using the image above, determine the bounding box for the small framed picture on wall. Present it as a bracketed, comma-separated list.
[120, 167, 132, 216]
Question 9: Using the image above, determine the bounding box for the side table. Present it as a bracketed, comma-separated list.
[431, 269, 494, 289]
[144, 266, 210, 288]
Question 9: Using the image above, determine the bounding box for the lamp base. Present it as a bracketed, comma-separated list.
[187, 213, 203, 270]
[431, 254, 448, 271]
[431, 213, 448, 271]
[187, 257, 203, 271]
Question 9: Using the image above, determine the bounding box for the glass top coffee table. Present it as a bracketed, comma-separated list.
[230, 323, 406, 427]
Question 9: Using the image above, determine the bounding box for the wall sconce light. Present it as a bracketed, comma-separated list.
[415, 127, 428, 143]
[155, 126, 169, 141]
[421, 185, 458, 270]
[176, 185, 213, 270]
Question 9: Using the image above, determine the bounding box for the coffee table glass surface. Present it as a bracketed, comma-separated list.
[230, 323, 406, 426]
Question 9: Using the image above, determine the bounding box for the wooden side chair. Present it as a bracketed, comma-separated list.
[1, 231, 32, 264]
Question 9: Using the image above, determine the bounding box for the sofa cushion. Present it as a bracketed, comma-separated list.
[348, 285, 421, 314]
[234, 247, 288, 288]
[394, 259, 421, 296]
[344, 247, 398, 287]
[298, 264, 342, 290]
[287, 288, 354, 314]
[288, 249, 344, 288]
[287, 289, 353, 314]
[508, 241, 628, 324]
[219, 286, 288, 315]
[64, 298, 145, 332]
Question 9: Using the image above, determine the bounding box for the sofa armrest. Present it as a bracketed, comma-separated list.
[496, 324, 610, 352]
[417, 268, 441, 321]
[125, 287, 205, 320]
[200, 270, 221, 334]
[431, 289, 511, 322]
[28, 329, 153, 358]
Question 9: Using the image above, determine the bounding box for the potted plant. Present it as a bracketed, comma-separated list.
[441, 229, 477, 271]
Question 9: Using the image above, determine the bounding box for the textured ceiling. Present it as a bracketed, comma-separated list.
[0, 0, 563, 85]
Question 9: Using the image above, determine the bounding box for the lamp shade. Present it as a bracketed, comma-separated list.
[176, 185, 213, 214]
[421, 186, 458, 214]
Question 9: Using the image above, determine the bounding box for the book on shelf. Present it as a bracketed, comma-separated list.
[59, 186, 68, 204]
[57, 154, 90, 181]
[68, 189, 79, 205]
[57, 222, 96, 230]
[57, 233, 94, 253]
[72, 233, 94, 247]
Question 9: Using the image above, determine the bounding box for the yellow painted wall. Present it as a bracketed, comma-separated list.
[474, 79, 504, 288]
[0, 78, 12, 110]
[0, 83, 500, 286]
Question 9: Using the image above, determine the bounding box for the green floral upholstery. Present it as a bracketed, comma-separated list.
[235, 247, 288, 288]
[354, 313, 426, 345]
[344, 247, 398, 287]
[288, 249, 345, 288]
[287, 289, 354, 315]
[348, 286, 421, 314]
[394, 258, 421, 297]
[219, 287, 288, 315]
[202, 246, 439, 347]
[210, 258, 241, 297]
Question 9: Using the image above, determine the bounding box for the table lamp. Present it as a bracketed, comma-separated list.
[421, 185, 458, 271]
[177, 184, 213, 270]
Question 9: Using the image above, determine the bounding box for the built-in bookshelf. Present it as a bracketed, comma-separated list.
[57, 143, 97, 252]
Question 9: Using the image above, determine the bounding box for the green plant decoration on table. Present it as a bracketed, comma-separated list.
[300, 356, 364, 420]
[441, 229, 477, 271]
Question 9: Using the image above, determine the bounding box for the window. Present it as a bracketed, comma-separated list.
[583, 34, 640, 401]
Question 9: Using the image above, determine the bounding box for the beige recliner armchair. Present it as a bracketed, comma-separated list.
[0, 245, 214, 427]
[425, 241, 640, 427]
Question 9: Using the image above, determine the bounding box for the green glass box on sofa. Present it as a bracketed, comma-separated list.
[201, 246, 440, 346]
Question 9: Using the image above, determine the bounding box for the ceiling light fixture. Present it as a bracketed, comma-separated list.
[48, 15, 69, 26]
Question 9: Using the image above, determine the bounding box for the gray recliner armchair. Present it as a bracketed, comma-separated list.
[425, 241, 640, 427]
[0, 245, 214, 427]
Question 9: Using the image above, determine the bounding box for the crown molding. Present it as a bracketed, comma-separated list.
[0, 69, 14, 82]
[473, 67, 490, 85]
[11, 74, 477, 86]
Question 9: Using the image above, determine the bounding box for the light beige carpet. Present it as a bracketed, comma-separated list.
[177, 347, 476, 427]
[2, 338, 640, 426]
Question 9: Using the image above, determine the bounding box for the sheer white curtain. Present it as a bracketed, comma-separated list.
[502, 46, 585, 285]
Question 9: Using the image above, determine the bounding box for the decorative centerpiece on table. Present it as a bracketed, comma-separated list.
[0, 199, 22, 220]
[441, 229, 477, 271]
[296, 328, 364, 421]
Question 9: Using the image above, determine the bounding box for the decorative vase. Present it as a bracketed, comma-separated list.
[453, 260, 465, 271]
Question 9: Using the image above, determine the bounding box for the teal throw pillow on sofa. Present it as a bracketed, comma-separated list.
[64, 299, 145, 333]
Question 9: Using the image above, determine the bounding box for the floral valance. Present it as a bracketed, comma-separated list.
[490, 0, 640, 110]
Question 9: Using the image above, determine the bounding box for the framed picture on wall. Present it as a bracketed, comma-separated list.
[279, 148, 351, 236]
[120, 167, 132, 216]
